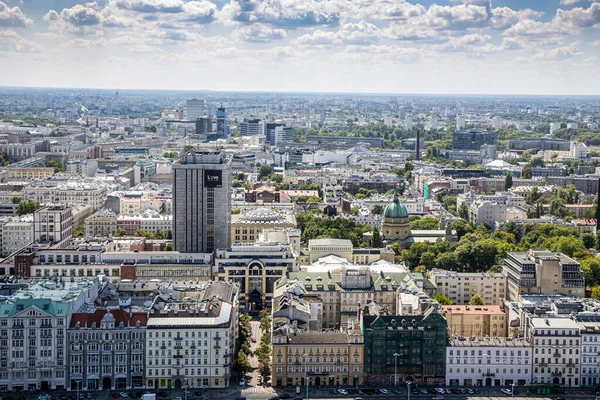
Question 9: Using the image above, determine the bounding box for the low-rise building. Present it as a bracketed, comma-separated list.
[85, 210, 118, 238]
[446, 337, 533, 387]
[441, 305, 508, 337]
[231, 208, 296, 244]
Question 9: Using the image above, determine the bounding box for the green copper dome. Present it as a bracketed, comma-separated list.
[384, 195, 409, 219]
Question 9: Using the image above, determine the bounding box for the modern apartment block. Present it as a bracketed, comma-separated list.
[452, 130, 498, 150]
[172, 151, 231, 253]
[145, 281, 238, 390]
[429, 269, 506, 305]
[68, 310, 147, 391]
[503, 250, 585, 301]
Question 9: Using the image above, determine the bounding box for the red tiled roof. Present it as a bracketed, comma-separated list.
[70, 309, 148, 328]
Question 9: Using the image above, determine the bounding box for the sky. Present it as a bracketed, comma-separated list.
[1, 0, 600, 95]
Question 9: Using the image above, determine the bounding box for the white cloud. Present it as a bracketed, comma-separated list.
[219, 0, 340, 28]
[0, 29, 40, 51]
[504, 19, 577, 37]
[560, 0, 584, 6]
[432, 33, 491, 52]
[590, 39, 600, 47]
[554, 2, 600, 28]
[294, 21, 379, 46]
[44, 4, 102, 35]
[233, 23, 287, 42]
[534, 45, 583, 60]
[0, 1, 32, 27]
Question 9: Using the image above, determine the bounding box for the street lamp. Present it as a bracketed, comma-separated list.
[393, 353, 400, 389]
[407, 381, 412, 400]
[303, 353, 308, 400]
[76, 379, 81, 400]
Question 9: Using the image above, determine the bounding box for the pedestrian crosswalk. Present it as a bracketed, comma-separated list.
[242, 387, 276, 395]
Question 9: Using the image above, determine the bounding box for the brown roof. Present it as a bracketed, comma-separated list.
[70, 309, 148, 328]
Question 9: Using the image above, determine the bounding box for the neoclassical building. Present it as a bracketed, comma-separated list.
[381, 195, 455, 246]
[231, 208, 296, 244]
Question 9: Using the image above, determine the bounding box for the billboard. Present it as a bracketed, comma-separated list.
[204, 170, 223, 188]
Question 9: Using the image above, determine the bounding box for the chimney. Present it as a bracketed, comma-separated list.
[416, 130, 420, 161]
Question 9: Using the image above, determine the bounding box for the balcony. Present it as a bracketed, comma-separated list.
[173, 354, 183, 359]
[566, 363, 576, 368]
[553, 353, 562, 358]
[191, 345, 196, 349]
[161, 345, 166, 349]
[551, 372, 562, 377]
[538, 362, 548, 367]
[214, 344, 221, 349]
[482, 372, 495, 377]
[175, 345, 183, 349]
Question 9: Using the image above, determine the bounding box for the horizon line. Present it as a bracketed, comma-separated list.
[1, 84, 600, 98]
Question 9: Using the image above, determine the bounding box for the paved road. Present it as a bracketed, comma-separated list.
[240, 319, 278, 399]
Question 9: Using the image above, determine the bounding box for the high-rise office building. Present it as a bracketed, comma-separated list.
[196, 116, 212, 134]
[240, 118, 265, 136]
[216, 106, 227, 139]
[405, 114, 413, 130]
[172, 151, 231, 253]
[265, 122, 285, 145]
[186, 98, 204, 121]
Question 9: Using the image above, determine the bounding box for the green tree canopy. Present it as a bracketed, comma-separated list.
[432, 293, 453, 305]
[468, 294, 485, 306]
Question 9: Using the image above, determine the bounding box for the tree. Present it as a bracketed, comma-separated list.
[72, 225, 85, 238]
[581, 232, 596, 249]
[592, 286, 600, 301]
[350, 207, 360, 216]
[46, 160, 65, 173]
[15, 199, 39, 216]
[432, 293, 453, 305]
[371, 204, 384, 215]
[581, 258, 600, 288]
[504, 172, 513, 190]
[306, 196, 321, 203]
[115, 228, 126, 237]
[234, 351, 251, 376]
[11, 196, 22, 204]
[468, 294, 485, 306]
[410, 217, 440, 230]
[371, 227, 383, 248]
[525, 186, 541, 205]
[232, 208, 241, 215]
[258, 164, 272, 180]
[165, 243, 172, 251]
[452, 220, 474, 239]
[458, 202, 469, 220]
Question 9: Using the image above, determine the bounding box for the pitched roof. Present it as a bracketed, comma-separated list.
[70, 309, 148, 328]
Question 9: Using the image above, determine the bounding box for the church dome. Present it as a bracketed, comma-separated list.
[241, 208, 285, 222]
[384, 195, 409, 219]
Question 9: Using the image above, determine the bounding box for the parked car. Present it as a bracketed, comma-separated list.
[501, 389, 513, 396]
[86, 395, 93, 399]
[379, 389, 390, 395]
[157, 392, 169, 398]
[466, 389, 475, 395]
[119, 393, 129, 399]
[111, 394, 121, 399]
[451, 389, 462, 395]
[338, 389, 348, 395]
[420, 389, 429, 395]
[554, 397, 566, 400]
[251, 337, 257, 343]
[445, 389, 452, 395]
[435, 388, 445, 394]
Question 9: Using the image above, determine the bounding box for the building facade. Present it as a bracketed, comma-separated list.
[34, 205, 73, 245]
[68, 310, 147, 391]
[85, 210, 118, 238]
[362, 309, 447, 386]
[429, 269, 506, 306]
[145, 282, 238, 390]
[453, 130, 499, 150]
[214, 242, 297, 312]
[574, 315, 600, 387]
[441, 305, 508, 338]
[446, 337, 532, 387]
[172, 151, 231, 253]
[503, 250, 585, 301]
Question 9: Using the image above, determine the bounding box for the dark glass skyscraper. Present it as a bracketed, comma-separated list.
[216, 106, 227, 139]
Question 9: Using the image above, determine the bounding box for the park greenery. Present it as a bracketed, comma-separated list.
[296, 209, 373, 247]
[15, 199, 40, 216]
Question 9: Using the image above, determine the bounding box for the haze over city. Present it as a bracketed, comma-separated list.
[1, 0, 600, 93]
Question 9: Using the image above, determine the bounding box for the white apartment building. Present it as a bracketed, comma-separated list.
[469, 200, 507, 227]
[446, 337, 532, 387]
[429, 269, 506, 306]
[0, 279, 100, 392]
[23, 183, 110, 211]
[574, 316, 600, 387]
[145, 282, 238, 390]
[34, 205, 73, 245]
[2, 217, 33, 256]
[529, 317, 581, 387]
[85, 210, 118, 238]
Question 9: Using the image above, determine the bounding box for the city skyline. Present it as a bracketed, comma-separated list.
[1, 0, 600, 94]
